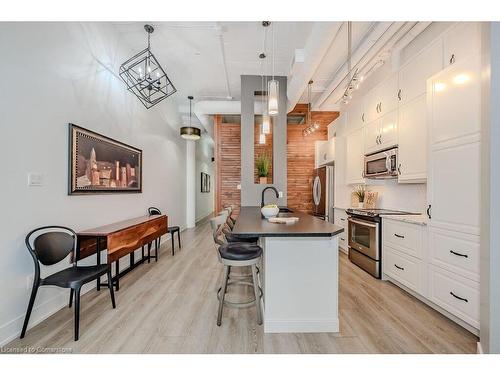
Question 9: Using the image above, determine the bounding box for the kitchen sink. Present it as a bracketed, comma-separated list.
[278, 207, 294, 213]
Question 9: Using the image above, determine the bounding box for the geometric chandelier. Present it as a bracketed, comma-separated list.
[119, 24, 177, 109]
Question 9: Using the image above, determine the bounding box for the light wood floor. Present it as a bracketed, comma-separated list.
[6, 218, 478, 353]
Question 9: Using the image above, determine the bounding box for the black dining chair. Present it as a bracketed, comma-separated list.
[148, 207, 181, 256]
[21, 226, 115, 341]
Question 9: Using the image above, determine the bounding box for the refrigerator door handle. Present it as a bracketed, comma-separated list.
[313, 176, 321, 206]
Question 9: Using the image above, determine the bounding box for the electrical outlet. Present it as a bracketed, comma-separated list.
[278, 191, 283, 198]
[26, 275, 34, 290]
[237, 184, 241, 190]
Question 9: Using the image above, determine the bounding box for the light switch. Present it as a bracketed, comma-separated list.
[28, 173, 44, 187]
[278, 191, 283, 198]
[237, 184, 241, 190]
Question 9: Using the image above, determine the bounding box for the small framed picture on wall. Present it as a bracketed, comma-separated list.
[201, 172, 210, 193]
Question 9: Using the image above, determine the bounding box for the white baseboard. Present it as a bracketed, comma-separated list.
[477, 341, 484, 354]
[264, 318, 339, 333]
[0, 282, 94, 347]
[195, 212, 214, 224]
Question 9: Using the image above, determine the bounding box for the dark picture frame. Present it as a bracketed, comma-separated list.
[69, 123, 143, 195]
[201, 172, 210, 193]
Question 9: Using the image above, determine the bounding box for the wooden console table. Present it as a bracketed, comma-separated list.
[77, 214, 168, 291]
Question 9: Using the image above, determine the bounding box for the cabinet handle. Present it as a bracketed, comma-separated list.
[362, 113, 365, 122]
[379, 102, 382, 113]
[397, 89, 402, 101]
[394, 264, 405, 271]
[398, 163, 402, 175]
[450, 291, 468, 303]
[341, 218, 346, 222]
[427, 205, 432, 219]
[394, 233, 405, 239]
[450, 54, 456, 65]
[340, 237, 345, 241]
[376, 103, 380, 113]
[450, 250, 468, 258]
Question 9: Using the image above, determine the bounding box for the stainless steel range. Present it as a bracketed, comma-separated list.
[345, 208, 419, 278]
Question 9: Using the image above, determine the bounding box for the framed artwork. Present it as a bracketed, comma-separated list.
[69, 123, 142, 195]
[201, 172, 210, 193]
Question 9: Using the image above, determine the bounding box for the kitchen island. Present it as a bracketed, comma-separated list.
[232, 206, 344, 333]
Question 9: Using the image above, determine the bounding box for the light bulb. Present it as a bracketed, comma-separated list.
[268, 80, 279, 116]
[262, 115, 271, 134]
[259, 133, 266, 144]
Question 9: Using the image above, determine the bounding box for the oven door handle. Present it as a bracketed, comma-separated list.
[348, 218, 378, 228]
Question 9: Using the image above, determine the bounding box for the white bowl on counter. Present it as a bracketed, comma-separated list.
[261, 206, 279, 218]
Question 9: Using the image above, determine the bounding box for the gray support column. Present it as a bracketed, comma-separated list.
[240, 75, 287, 207]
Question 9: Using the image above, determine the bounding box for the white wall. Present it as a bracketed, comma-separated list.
[480, 22, 500, 354]
[0, 22, 187, 345]
[195, 135, 214, 221]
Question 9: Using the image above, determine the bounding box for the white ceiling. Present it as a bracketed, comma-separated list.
[112, 21, 315, 123]
[112, 21, 424, 128]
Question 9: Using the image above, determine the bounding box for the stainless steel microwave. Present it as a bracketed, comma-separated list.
[363, 147, 398, 179]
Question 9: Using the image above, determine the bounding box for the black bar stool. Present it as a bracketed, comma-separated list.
[148, 207, 181, 256]
[209, 216, 263, 326]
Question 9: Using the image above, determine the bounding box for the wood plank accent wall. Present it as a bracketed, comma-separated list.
[287, 104, 339, 214]
[214, 115, 241, 215]
[253, 120, 274, 184]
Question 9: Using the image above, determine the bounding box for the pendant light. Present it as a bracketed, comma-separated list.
[259, 133, 266, 144]
[260, 24, 271, 135]
[268, 22, 279, 116]
[180, 96, 201, 140]
[303, 80, 320, 136]
[119, 24, 176, 109]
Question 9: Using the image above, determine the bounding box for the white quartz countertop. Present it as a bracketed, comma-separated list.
[382, 214, 428, 226]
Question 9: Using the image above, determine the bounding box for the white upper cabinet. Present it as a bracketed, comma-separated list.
[398, 94, 427, 183]
[346, 127, 365, 185]
[429, 54, 481, 146]
[316, 138, 336, 167]
[347, 99, 365, 131]
[378, 73, 399, 116]
[364, 109, 398, 155]
[427, 54, 482, 235]
[365, 74, 398, 123]
[443, 22, 481, 67]
[379, 109, 398, 150]
[364, 119, 381, 155]
[398, 40, 443, 105]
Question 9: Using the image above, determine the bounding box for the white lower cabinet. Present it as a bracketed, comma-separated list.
[383, 247, 423, 294]
[428, 227, 479, 282]
[428, 265, 480, 329]
[382, 218, 479, 332]
[334, 208, 348, 253]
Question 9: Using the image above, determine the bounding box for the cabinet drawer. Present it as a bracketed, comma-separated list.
[334, 209, 348, 227]
[383, 247, 422, 293]
[383, 219, 423, 259]
[428, 265, 479, 328]
[339, 234, 348, 250]
[429, 227, 479, 281]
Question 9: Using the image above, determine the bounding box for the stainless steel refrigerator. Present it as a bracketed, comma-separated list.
[312, 165, 334, 223]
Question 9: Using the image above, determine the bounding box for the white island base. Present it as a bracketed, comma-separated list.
[260, 236, 339, 333]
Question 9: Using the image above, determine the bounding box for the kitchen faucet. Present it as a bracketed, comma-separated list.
[261, 186, 279, 208]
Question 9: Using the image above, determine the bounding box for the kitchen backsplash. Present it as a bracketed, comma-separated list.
[336, 180, 427, 214]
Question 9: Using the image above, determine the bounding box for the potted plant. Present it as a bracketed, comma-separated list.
[256, 154, 271, 184]
[354, 185, 366, 208]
